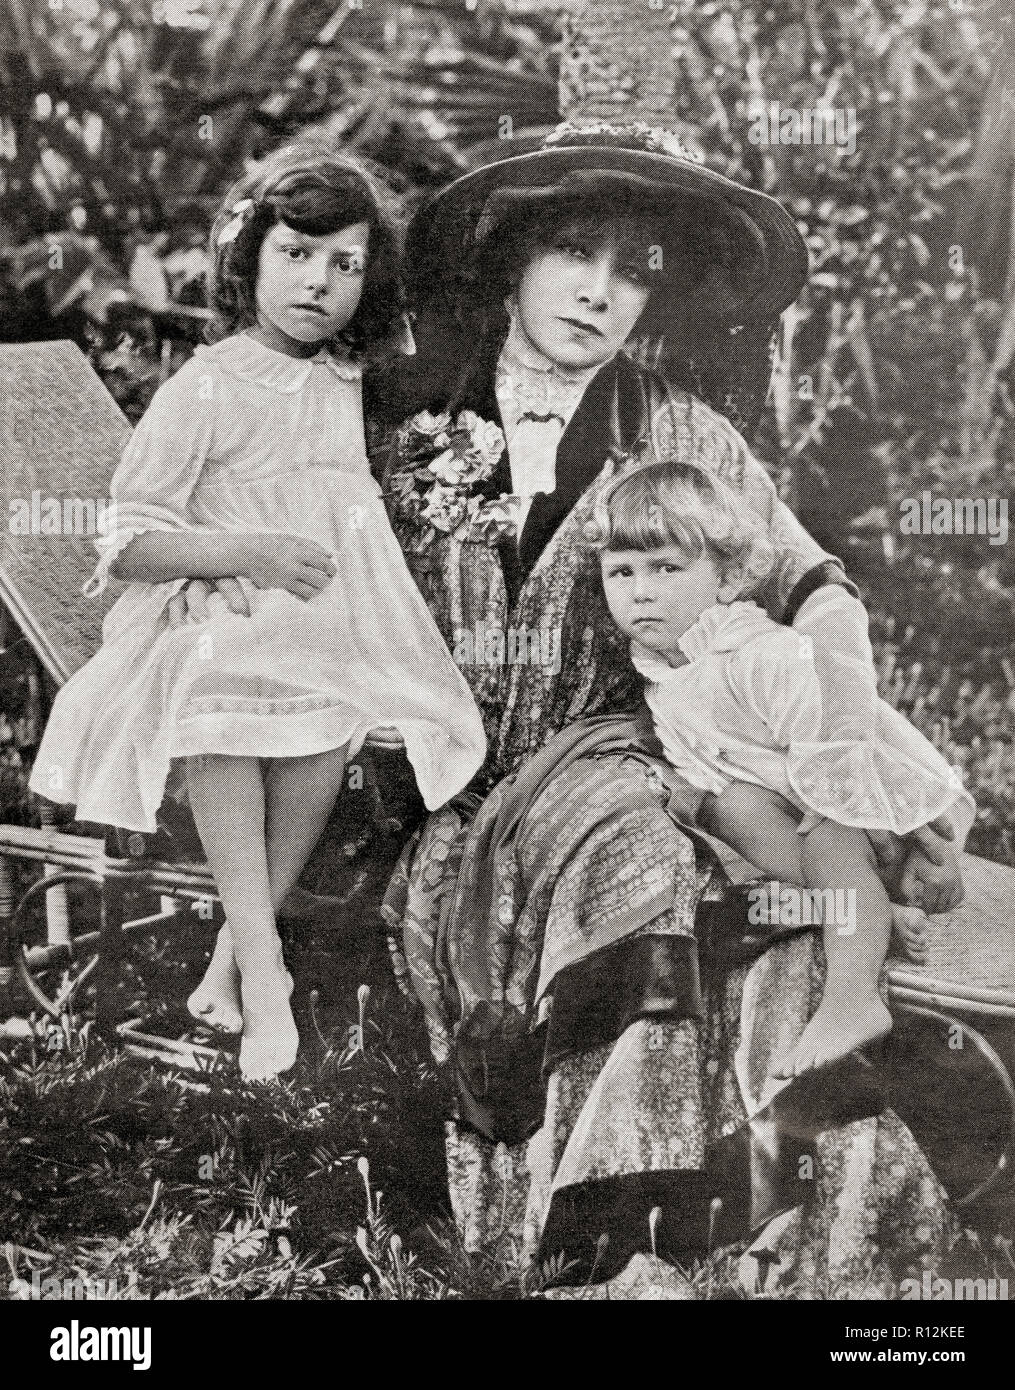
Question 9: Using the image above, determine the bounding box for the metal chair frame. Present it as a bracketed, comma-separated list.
[0, 822, 223, 1062]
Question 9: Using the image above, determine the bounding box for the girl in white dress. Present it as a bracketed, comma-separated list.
[591, 458, 974, 1078]
[30, 144, 486, 1080]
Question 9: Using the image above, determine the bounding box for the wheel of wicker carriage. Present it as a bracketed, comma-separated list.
[881, 855, 1015, 1214]
[881, 1002, 1015, 1210]
[2, 860, 108, 1026]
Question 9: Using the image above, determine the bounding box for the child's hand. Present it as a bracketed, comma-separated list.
[168, 577, 251, 627]
[238, 533, 337, 601]
[897, 845, 964, 916]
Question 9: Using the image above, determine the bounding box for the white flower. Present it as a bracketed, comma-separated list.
[409, 410, 451, 438]
[477, 422, 506, 469]
[428, 450, 470, 487]
[455, 411, 505, 469]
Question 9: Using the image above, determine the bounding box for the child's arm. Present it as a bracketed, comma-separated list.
[85, 356, 334, 602]
[98, 355, 336, 601]
[111, 531, 245, 583]
[85, 357, 215, 598]
[790, 586, 878, 743]
[727, 617, 965, 911]
[789, 587, 964, 896]
[112, 529, 336, 600]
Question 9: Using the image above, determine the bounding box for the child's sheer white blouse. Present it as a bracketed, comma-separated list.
[633, 598, 972, 839]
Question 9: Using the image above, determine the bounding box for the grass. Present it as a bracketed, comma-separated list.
[2, 886, 1013, 1300]
[0, 921, 520, 1301]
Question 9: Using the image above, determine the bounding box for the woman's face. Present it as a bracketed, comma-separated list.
[514, 218, 653, 370]
[251, 220, 370, 357]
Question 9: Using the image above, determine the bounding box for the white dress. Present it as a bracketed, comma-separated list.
[632, 600, 975, 845]
[29, 334, 487, 831]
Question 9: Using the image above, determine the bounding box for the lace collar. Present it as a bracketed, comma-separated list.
[495, 308, 603, 423]
[195, 332, 363, 394]
[630, 601, 771, 679]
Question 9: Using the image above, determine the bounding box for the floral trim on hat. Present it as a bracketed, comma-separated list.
[543, 120, 704, 165]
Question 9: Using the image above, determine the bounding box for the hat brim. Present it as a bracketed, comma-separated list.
[407, 146, 808, 327]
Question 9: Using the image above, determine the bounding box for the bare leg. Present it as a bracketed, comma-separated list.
[185, 754, 298, 1080]
[702, 784, 926, 963]
[774, 821, 892, 1077]
[188, 748, 348, 1041]
[187, 917, 245, 1034]
[705, 785, 894, 1076]
[263, 746, 348, 911]
[702, 782, 807, 882]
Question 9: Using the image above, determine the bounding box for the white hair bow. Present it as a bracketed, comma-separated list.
[216, 198, 256, 248]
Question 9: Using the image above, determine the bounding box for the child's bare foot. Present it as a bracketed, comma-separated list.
[772, 994, 892, 1078]
[187, 923, 242, 1035]
[890, 904, 929, 964]
[238, 961, 298, 1082]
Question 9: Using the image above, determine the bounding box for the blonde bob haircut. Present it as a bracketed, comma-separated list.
[586, 457, 775, 594]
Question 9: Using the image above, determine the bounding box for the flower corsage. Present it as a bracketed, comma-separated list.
[387, 410, 518, 550]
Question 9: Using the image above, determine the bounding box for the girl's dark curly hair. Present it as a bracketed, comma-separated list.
[206, 141, 406, 362]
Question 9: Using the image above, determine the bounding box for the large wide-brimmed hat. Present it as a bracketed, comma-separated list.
[407, 123, 809, 329]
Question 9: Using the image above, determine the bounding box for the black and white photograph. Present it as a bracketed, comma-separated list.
[0, 0, 1012, 1340]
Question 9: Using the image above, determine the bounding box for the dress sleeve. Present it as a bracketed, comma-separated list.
[728, 631, 825, 748]
[783, 590, 964, 834]
[83, 356, 216, 597]
[730, 619, 964, 836]
[791, 585, 879, 742]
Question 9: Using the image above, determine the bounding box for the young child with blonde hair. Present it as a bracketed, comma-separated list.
[591, 458, 973, 1076]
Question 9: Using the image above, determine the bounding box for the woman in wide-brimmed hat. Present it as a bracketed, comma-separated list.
[381, 123, 837, 637]
[408, 119, 807, 326]
[381, 120, 806, 447]
[377, 123, 963, 1298]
